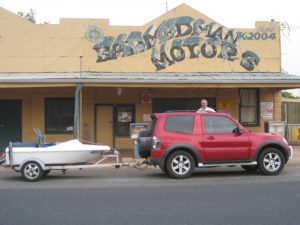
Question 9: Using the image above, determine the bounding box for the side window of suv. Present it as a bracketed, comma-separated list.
[165, 115, 194, 133]
[203, 116, 237, 134]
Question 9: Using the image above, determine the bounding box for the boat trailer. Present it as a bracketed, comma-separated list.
[0, 143, 151, 182]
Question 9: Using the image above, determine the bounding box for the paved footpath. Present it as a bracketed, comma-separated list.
[290, 145, 300, 165]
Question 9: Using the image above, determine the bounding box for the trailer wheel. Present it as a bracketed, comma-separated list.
[21, 161, 43, 182]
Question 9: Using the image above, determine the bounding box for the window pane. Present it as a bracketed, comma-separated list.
[241, 89, 257, 106]
[203, 116, 237, 133]
[165, 116, 194, 133]
[241, 107, 257, 123]
[115, 106, 134, 136]
[45, 98, 74, 134]
[240, 89, 259, 125]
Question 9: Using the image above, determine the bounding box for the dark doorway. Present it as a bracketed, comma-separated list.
[0, 100, 22, 151]
[152, 98, 216, 113]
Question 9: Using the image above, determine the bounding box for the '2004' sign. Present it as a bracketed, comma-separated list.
[237, 32, 276, 40]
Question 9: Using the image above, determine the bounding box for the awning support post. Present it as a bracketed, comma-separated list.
[74, 83, 83, 139]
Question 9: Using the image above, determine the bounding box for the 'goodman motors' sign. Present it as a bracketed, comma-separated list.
[85, 16, 276, 71]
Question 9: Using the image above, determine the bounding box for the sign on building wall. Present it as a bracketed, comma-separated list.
[130, 123, 149, 139]
[83, 5, 280, 73]
[260, 102, 273, 120]
[0, 4, 281, 73]
[217, 102, 232, 115]
[141, 93, 152, 104]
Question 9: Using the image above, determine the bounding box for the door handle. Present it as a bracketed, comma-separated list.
[207, 136, 215, 140]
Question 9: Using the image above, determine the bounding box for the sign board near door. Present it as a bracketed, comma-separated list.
[130, 123, 149, 139]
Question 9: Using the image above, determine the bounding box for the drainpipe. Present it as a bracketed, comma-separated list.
[74, 55, 83, 140]
[74, 83, 84, 139]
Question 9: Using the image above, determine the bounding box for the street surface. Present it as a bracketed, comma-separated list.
[0, 159, 300, 225]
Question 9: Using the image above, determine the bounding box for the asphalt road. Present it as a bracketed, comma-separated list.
[0, 164, 300, 225]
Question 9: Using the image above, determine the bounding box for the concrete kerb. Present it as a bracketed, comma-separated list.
[290, 145, 300, 165]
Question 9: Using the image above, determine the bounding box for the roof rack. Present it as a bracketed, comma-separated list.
[164, 110, 216, 113]
[165, 110, 197, 113]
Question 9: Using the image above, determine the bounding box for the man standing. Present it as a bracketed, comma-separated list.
[197, 99, 216, 112]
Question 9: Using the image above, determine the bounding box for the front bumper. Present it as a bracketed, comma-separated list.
[289, 145, 294, 160]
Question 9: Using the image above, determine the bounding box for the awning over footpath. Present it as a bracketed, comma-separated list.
[0, 72, 300, 89]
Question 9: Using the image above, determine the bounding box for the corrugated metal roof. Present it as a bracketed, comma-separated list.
[0, 72, 300, 84]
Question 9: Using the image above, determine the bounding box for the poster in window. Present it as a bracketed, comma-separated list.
[118, 112, 132, 122]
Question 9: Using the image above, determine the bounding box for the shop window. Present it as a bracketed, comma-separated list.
[115, 105, 135, 136]
[153, 98, 216, 113]
[45, 98, 74, 134]
[240, 89, 259, 126]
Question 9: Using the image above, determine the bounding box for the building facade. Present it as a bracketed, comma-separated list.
[1, 4, 300, 152]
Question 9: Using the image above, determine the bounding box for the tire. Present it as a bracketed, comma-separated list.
[241, 165, 258, 172]
[21, 161, 43, 182]
[258, 148, 284, 175]
[166, 151, 195, 179]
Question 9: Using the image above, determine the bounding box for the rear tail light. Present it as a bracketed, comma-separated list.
[152, 136, 161, 150]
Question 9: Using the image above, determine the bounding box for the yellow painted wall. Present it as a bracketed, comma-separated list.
[0, 88, 74, 143]
[0, 4, 281, 73]
[0, 87, 282, 150]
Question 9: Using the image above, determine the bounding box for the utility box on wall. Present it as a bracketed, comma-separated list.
[264, 121, 285, 137]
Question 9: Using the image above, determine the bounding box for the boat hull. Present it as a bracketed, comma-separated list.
[4, 139, 111, 166]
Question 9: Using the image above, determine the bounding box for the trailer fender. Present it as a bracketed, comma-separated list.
[16, 158, 46, 172]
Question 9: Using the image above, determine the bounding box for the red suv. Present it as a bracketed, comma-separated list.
[137, 111, 293, 179]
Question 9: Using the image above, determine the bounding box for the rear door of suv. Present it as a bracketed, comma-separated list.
[200, 114, 251, 162]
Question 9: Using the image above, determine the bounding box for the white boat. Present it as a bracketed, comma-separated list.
[3, 139, 111, 166]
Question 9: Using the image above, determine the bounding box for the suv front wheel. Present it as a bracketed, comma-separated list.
[258, 148, 284, 175]
[166, 150, 195, 179]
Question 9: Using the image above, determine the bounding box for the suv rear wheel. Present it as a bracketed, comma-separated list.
[258, 148, 284, 175]
[166, 150, 195, 179]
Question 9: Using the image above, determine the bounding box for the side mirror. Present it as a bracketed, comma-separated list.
[232, 127, 241, 134]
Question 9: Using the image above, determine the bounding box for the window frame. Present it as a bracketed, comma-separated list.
[239, 88, 260, 127]
[202, 115, 238, 134]
[45, 98, 74, 134]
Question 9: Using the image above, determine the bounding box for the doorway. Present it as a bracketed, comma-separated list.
[0, 100, 22, 151]
[95, 105, 113, 147]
